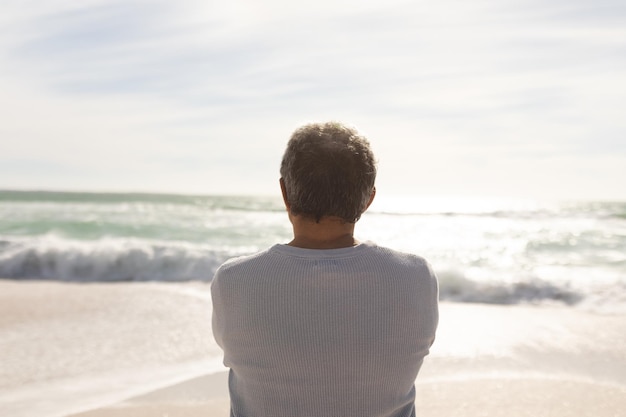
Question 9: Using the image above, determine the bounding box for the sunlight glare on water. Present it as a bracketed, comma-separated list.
[362, 194, 541, 283]
[368, 194, 541, 216]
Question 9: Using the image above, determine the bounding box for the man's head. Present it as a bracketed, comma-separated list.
[280, 121, 377, 224]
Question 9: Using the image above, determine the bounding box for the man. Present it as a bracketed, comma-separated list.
[211, 121, 439, 417]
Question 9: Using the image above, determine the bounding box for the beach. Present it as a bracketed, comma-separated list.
[1, 280, 625, 417]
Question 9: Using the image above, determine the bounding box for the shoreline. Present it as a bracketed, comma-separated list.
[1, 280, 625, 417]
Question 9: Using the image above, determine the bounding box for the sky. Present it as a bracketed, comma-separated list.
[1, 0, 625, 201]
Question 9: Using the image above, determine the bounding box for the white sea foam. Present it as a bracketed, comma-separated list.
[0, 234, 623, 312]
[0, 235, 231, 282]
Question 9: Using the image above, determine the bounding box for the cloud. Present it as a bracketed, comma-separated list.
[0, 0, 625, 198]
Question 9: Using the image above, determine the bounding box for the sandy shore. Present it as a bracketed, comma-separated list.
[1, 280, 625, 417]
[68, 373, 626, 417]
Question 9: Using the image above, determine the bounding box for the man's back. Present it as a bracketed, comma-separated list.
[211, 242, 439, 417]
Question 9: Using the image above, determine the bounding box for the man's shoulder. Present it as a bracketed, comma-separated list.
[365, 242, 430, 268]
[215, 246, 276, 274]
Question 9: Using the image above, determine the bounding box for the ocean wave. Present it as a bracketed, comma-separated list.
[437, 270, 583, 305]
[0, 236, 232, 282]
[1, 236, 623, 312]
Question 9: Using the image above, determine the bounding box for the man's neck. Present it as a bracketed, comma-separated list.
[288, 215, 358, 249]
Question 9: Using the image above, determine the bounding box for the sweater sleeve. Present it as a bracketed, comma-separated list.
[210, 267, 225, 350]
[425, 259, 440, 348]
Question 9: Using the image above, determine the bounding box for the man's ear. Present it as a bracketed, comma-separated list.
[279, 178, 290, 210]
[365, 187, 376, 211]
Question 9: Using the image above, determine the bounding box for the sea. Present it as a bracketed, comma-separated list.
[2, 189, 626, 417]
[1, 189, 625, 313]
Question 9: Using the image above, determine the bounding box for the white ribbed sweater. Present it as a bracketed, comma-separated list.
[211, 242, 439, 417]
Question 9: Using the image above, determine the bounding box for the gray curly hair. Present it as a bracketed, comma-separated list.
[280, 121, 377, 223]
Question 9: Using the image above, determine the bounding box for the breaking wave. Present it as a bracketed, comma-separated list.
[0, 236, 232, 282]
[2, 236, 624, 313]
